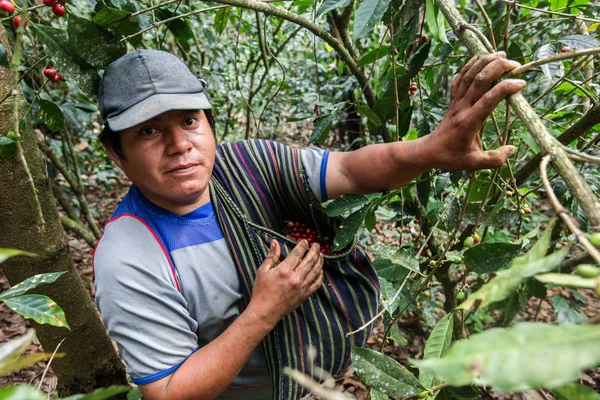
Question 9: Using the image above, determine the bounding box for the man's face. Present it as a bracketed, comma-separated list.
[108, 109, 216, 215]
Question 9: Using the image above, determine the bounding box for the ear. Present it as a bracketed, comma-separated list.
[104, 144, 123, 169]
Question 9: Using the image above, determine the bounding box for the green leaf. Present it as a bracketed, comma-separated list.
[352, 346, 424, 397]
[0, 248, 36, 264]
[0, 330, 35, 370]
[467, 177, 491, 203]
[0, 352, 60, 377]
[31, 24, 100, 95]
[420, 313, 454, 389]
[92, 6, 144, 47]
[332, 206, 367, 251]
[309, 114, 335, 144]
[92, 6, 132, 26]
[412, 323, 600, 392]
[459, 247, 568, 311]
[324, 194, 369, 217]
[389, 323, 408, 346]
[425, 0, 448, 44]
[372, 257, 410, 283]
[155, 9, 194, 51]
[356, 45, 390, 68]
[370, 389, 390, 400]
[373, 246, 422, 275]
[535, 273, 598, 289]
[380, 277, 401, 316]
[37, 99, 64, 132]
[535, 43, 563, 82]
[557, 34, 600, 50]
[68, 14, 127, 69]
[352, 0, 392, 40]
[553, 383, 600, 400]
[407, 42, 431, 76]
[0, 271, 65, 300]
[61, 386, 133, 400]
[214, 7, 230, 34]
[463, 243, 521, 274]
[0, 43, 9, 68]
[513, 219, 555, 266]
[0, 385, 46, 400]
[4, 295, 69, 329]
[0, 136, 17, 159]
[317, 0, 351, 16]
[356, 105, 382, 126]
[552, 296, 587, 324]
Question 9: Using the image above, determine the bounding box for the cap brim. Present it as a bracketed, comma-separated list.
[106, 92, 212, 131]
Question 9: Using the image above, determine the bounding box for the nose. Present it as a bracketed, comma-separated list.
[165, 126, 193, 156]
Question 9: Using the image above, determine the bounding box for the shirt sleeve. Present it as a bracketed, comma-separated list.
[94, 216, 199, 385]
[299, 147, 330, 203]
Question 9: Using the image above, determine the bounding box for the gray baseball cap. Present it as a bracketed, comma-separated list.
[98, 50, 211, 131]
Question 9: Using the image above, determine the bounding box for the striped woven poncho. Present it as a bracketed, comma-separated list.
[210, 140, 380, 400]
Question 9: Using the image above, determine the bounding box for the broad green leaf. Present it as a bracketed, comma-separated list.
[373, 246, 422, 275]
[467, 177, 491, 203]
[512, 219, 554, 266]
[535, 273, 597, 289]
[4, 295, 69, 329]
[435, 3, 448, 44]
[458, 247, 568, 311]
[463, 243, 521, 274]
[214, 7, 230, 34]
[372, 257, 410, 283]
[370, 389, 389, 400]
[324, 194, 369, 217]
[552, 296, 587, 324]
[31, 24, 100, 95]
[332, 206, 367, 251]
[557, 34, 600, 50]
[380, 277, 401, 316]
[535, 43, 563, 82]
[407, 42, 431, 75]
[553, 383, 600, 400]
[155, 9, 194, 51]
[0, 272, 65, 300]
[0, 248, 36, 264]
[309, 114, 335, 144]
[92, 6, 144, 47]
[0, 352, 60, 377]
[0, 385, 46, 400]
[425, 0, 448, 44]
[352, 346, 424, 397]
[37, 99, 64, 132]
[0, 136, 17, 159]
[317, 0, 351, 16]
[550, 0, 568, 10]
[0, 330, 35, 367]
[352, 0, 391, 40]
[126, 387, 143, 400]
[389, 323, 408, 346]
[61, 386, 133, 400]
[92, 6, 131, 26]
[420, 313, 454, 389]
[0, 43, 9, 68]
[356, 46, 390, 68]
[412, 323, 600, 392]
[356, 105, 382, 126]
[68, 14, 127, 69]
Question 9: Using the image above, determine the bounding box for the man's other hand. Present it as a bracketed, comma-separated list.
[424, 51, 526, 171]
[247, 240, 324, 329]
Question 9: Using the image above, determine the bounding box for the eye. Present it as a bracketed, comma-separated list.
[184, 117, 198, 126]
[139, 127, 159, 136]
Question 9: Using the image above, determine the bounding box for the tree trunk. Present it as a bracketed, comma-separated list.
[0, 27, 128, 396]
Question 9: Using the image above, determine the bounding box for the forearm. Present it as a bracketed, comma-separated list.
[143, 306, 273, 400]
[326, 134, 436, 199]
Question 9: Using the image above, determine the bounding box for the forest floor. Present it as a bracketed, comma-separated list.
[1, 156, 600, 399]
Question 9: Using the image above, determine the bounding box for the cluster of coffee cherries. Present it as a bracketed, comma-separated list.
[408, 82, 418, 97]
[43, 0, 66, 17]
[43, 68, 64, 83]
[283, 221, 334, 255]
[0, 0, 25, 28]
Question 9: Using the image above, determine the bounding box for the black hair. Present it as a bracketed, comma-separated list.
[99, 109, 216, 160]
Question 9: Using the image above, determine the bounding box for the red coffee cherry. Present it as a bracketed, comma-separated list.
[43, 68, 57, 79]
[43, 0, 58, 6]
[12, 15, 26, 28]
[421, 35, 429, 42]
[0, 0, 15, 13]
[50, 72, 62, 82]
[561, 46, 569, 53]
[52, 3, 65, 16]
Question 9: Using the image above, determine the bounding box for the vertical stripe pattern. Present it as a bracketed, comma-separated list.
[211, 140, 380, 399]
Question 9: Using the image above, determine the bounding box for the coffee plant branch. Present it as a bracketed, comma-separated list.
[509, 47, 600, 76]
[435, 0, 600, 230]
[561, 144, 600, 165]
[473, 0, 497, 50]
[7, 2, 45, 229]
[540, 156, 600, 265]
[500, 0, 600, 24]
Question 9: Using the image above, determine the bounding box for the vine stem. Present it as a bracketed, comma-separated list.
[435, 0, 600, 231]
[403, 383, 450, 400]
[509, 47, 600, 76]
[500, 0, 600, 24]
[9, 1, 45, 229]
[540, 155, 600, 265]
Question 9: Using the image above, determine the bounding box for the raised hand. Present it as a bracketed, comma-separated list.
[425, 51, 526, 171]
[247, 240, 324, 328]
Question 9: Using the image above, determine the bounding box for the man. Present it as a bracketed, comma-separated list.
[94, 49, 525, 400]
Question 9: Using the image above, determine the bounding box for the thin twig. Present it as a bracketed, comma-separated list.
[500, 0, 600, 24]
[540, 155, 600, 265]
[509, 47, 600, 76]
[37, 337, 66, 392]
[473, 0, 496, 50]
[562, 145, 600, 165]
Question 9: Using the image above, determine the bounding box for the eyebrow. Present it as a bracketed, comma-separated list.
[150, 109, 202, 122]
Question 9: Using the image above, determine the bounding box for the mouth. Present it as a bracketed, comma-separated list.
[165, 163, 200, 175]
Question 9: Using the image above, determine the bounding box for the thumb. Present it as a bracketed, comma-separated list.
[260, 240, 281, 271]
[474, 145, 516, 169]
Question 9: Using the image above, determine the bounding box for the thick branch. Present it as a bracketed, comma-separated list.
[60, 215, 97, 248]
[514, 104, 600, 186]
[435, 0, 600, 230]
